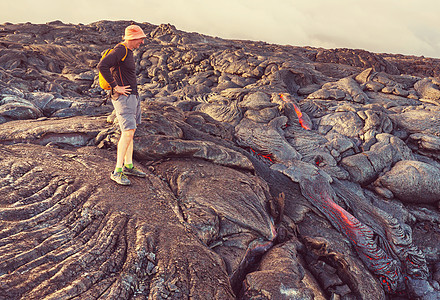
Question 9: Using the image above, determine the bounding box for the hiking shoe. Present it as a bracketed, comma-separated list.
[111, 171, 131, 185]
[123, 165, 146, 177]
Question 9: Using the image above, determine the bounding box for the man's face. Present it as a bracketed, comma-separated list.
[129, 38, 145, 49]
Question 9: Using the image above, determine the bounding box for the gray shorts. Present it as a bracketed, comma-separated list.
[112, 94, 141, 131]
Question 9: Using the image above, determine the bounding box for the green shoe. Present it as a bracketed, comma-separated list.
[123, 165, 146, 177]
[110, 171, 131, 185]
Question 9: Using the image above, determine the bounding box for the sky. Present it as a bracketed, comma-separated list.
[2, 0, 440, 58]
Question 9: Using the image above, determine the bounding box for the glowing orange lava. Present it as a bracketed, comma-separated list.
[279, 93, 311, 130]
[249, 148, 274, 162]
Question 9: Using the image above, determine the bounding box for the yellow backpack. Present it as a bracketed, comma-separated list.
[98, 43, 128, 90]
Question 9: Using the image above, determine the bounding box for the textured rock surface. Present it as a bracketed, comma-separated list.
[0, 20, 439, 299]
[375, 160, 440, 204]
[0, 144, 235, 299]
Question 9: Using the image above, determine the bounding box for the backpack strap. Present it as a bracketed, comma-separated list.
[118, 43, 128, 62]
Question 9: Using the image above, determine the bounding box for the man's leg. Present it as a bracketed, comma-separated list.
[115, 129, 135, 170]
[123, 133, 134, 167]
[121, 131, 146, 178]
[111, 129, 135, 185]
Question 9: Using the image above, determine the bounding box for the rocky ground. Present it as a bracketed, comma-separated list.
[0, 20, 439, 299]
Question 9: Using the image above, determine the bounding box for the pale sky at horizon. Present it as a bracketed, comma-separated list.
[2, 0, 440, 58]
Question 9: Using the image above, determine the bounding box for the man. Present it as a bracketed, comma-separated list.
[98, 24, 147, 185]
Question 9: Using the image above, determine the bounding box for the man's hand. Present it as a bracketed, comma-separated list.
[114, 85, 132, 96]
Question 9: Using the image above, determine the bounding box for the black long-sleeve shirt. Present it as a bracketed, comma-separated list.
[97, 43, 138, 95]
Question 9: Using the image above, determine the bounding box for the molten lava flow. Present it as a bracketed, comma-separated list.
[299, 177, 404, 292]
[279, 93, 312, 130]
[333, 180, 429, 285]
[292, 102, 311, 130]
[249, 147, 274, 162]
